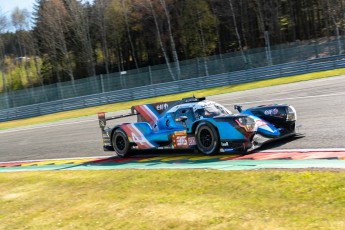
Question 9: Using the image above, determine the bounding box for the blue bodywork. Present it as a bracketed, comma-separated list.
[100, 97, 297, 154]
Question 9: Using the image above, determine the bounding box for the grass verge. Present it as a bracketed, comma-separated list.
[1, 170, 345, 229]
[1, 68, 345, 130]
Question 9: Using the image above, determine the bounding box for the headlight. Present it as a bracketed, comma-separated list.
[236, 116, 256, 132]
[286, 106, 297, 121]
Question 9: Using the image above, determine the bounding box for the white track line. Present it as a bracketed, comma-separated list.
[260, 148, 345, 152]
[0, 118, 97, 135]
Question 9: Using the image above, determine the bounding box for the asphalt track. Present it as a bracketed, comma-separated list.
[1, 75, 345, 170]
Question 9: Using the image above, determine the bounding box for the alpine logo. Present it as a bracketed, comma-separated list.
[156, 103, 169, 111]
[264, 108, 279, 116]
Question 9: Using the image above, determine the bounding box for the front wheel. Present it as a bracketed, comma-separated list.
[112, 129, 131, 157]
[195, 123, 220, 155]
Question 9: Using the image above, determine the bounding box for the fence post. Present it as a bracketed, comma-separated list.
[313, 41, 319, 58]
[57, 82, 64, 100]
[196, 58, 200, 77]
[120, 71, 127, 89]
[3, 92, 9, 109]
[100, 74, 105, 93]
[149, 66, 153, 85]
[264, 30, 273, 65]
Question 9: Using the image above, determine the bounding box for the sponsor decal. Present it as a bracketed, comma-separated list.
[264, 108, 279, 116]
[222, 148, 235, 152]
[156, 103, 169, 111]
[221, 142, 229, 147]
[188, 137, 196, 145]
[255, 120, 267, 127]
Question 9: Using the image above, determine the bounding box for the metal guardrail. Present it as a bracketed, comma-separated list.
[1, 55, 345, 122]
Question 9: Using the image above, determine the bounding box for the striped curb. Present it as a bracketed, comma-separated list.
[1, 149, 345, 172]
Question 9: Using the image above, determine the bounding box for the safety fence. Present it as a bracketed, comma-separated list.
[1, 54, 345, 122]
[1, 38, 344, 110]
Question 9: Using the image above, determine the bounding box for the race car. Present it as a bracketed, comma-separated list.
[98, 97, 298, 157]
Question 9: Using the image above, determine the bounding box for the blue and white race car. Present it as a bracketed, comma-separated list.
[98, 97, 298, 157]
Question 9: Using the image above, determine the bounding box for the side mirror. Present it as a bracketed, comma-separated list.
[175, 116, 188, 122]
[234, 105, 243, 113]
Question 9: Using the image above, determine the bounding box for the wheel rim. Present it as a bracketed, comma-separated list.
[116, 135, 126, 151]
[199, 128, 213, 148]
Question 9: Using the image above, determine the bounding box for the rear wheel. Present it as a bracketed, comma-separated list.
[195, 123, 220, 155]
[112, 129, 131, 157]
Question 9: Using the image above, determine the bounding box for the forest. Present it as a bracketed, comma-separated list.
[0, 0, 345, 93]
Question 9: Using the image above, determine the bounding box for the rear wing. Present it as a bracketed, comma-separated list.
[98, 111, 136, 130]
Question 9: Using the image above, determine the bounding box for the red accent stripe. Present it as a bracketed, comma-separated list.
[113, 158, 143, 163]
[292, 151, 345, 160]
[120, 124, 133, 138]
[0, 162, 23, 167]
[134, 105, 156, 125]
[234, 151, 345, 160]
[234, 151, 275, 160]
[247, 152, 298, 160]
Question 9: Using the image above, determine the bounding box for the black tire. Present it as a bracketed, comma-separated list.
[112, 129, 131, 157]
[195, 123, 220, 155]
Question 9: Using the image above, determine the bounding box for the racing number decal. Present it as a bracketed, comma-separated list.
[132, 133, 145, 144]
[121, 124, 155, 149]
[176, 136, 188, 146]
[172, 131, 189, 148]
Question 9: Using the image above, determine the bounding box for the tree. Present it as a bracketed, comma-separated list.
[158, 0, 181, 78]
[104, 0, 127, 73]
[11, 7, 30, 56]
[134, 0, 176, 80]
[65, 0, 96, 77]
[122, 0, 139, 70]
[228, 0, 247, 64]
[322, 0, 345, 54]
[11, 7, 35, 92]
[178, 0, 219, 75]
[35, 0, 75, 84]
[93, 0, 111, 74]
[0, 9, 8, 106]
[250, 0, 279, 65]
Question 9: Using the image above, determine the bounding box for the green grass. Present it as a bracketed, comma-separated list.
[1, 170, 345, 229]
[1, 68, 345, 130]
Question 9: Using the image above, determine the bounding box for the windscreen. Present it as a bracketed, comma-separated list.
[195, 103, 230, 118]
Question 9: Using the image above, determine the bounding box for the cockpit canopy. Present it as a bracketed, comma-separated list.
[194, 102, 231, 119]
